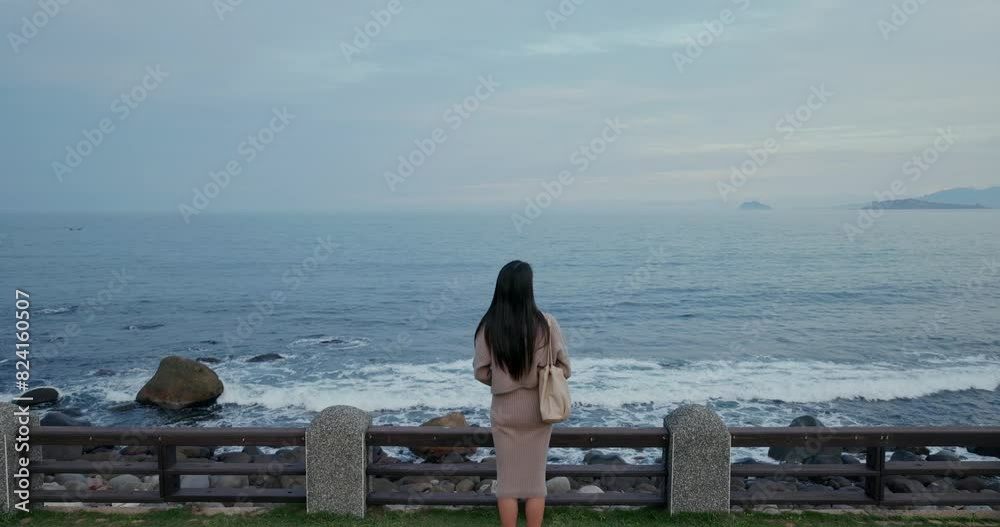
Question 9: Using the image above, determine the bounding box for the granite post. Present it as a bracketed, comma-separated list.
[663, 404, 730, 513]
[306, 405, 371, 517]
[1, 403, 39, 513]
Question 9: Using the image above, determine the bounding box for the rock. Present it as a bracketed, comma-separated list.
[63, 480, 89, 494]
[93, 369, 116, 377]
[242, 446, 262, 456]
[927, 479, 955, 493]
[54, 474, 86, 486]
[805, 454, 843, 465]
[968, 446, 1000, 459]
[955, 477, 986, 492]
[635, 483, 658, 494]
[275, 447, 305, 463]
[135, 355, 224, 410]
[209, 475, 248, 489]
[109, 475, 143, 491]
[280, 476, 305, 489]
[181, 475, 211, 489]
[890, 450, 921, 462]
[767, 416, 842, 462]
[218, 452, 252, 463]
[478, 479, 496, 495]
[251, 454, 276, 464]
[16, 386, 60, 406]
[248, 353, 284, 363]
[197, 357, 222, 364]
[903, 446, 931, 456]
[455, 479, 476, 492]
[370, 478, 397, 493]
[578, 485, 604, 494]
[583, 451, 628, 465]
[401, 482, 433, 494]
[41, 411, 91, 427]
[827, 476, 853, 489]
[885, 476, 925, 494]
[441, 452, 466, 464]
[120, 445, 155, 456]
[546, 477, 571, 495]
[409, 413, 478, 461]
[748, 480, 796, 494]
[927, 449, 961, 462]
[178, 446, 215, 459]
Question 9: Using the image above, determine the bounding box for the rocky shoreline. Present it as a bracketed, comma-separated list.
[18, 361, 1000, 513]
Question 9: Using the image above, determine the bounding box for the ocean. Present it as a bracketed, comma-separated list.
[1, 210, 998, 462]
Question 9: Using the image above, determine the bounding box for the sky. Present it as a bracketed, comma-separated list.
[2, 0, 999, 212]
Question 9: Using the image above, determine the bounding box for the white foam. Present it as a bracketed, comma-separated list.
[212, 355, 1000, 412]
[288, 335, 371, 350]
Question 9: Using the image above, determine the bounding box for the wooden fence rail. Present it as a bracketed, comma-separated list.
[19, 422, 1000, 509]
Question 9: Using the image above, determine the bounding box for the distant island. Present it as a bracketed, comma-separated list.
[740, 201, 772, 211]
[863, 199, 989, 210]
[918, 186, 1000, 208]
[839, 186, 1000, 210]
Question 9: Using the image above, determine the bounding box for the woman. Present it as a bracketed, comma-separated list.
[473, 260, 571, 527]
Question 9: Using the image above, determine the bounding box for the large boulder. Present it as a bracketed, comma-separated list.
[15, 386, 60, 406]
[41, 412, 90, 427]
[135, 356, 224, 410]
[409, 412, 477, 461]
[767, 415, 842, 462]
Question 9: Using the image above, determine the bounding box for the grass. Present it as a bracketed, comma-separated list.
[1, 506, 999, 527]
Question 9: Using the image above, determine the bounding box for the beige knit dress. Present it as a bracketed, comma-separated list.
[473, 313, 571, 498]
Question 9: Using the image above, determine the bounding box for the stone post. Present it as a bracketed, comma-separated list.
[663, 404, 730, 513]
[1, 403, 39, 513]
[306, 405, 371, 517]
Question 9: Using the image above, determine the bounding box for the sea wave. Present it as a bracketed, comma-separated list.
[38, 305, 77, 315]
[287, 335, 370, 350]
[212, 355, 1000, 413]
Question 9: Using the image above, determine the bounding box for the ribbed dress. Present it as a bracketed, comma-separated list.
[473, 313, 571, 498]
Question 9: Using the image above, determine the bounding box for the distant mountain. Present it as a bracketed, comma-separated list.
[740, 201, 772, 211]
[862, 199, 989, 210]
[917, 187, 1000, 208]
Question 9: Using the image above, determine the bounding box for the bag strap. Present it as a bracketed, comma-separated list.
[545, 315, 555, 368]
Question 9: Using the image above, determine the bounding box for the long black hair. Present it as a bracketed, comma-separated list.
[475, 260, 550, 381]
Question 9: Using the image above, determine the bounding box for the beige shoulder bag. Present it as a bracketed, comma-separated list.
[538, 323, 571, 424]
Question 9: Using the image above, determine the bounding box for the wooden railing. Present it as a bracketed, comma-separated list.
[30, 426, 307, 504]
[26, 424, 1000, 508]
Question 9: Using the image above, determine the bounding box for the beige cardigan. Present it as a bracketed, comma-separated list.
[473, 313, 571, 395]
